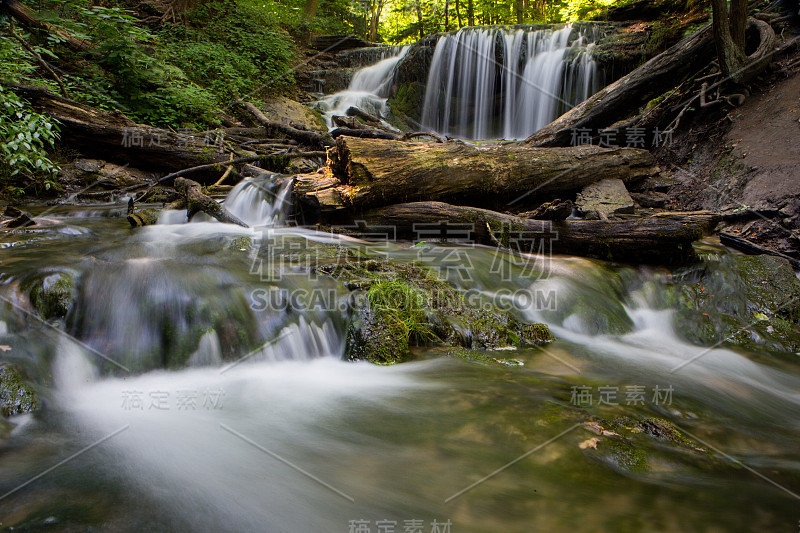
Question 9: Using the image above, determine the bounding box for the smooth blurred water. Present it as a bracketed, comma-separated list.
[0, 196, 799, 531]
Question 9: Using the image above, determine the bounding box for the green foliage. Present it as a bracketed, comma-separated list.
[0, 85, 60, 189]
[161, 2, 296, 104]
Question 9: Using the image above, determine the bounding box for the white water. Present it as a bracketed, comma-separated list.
[421, 25, 599, 140]
[315, 47, 409, 130]
[222, 174, 291, 227]
[52, 337, 432, 532]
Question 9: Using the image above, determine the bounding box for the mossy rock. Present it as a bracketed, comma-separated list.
[24, 272, 74, 320]
[671, 253, 800, 353]
[323, 259, 554, 364]
[0, 363, 40, 417]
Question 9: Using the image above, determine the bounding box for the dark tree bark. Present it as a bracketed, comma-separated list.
[711, 0, 776, 84]
[356, 202, 720, 264]
[467, 0, 474, 26]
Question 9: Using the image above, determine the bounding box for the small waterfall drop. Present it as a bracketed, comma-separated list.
[315, 46, 409, 130]
[222, 173, 291, 227]
[421, 25, 599, 140]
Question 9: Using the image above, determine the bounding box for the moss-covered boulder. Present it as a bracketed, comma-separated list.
[23, 271, 74, 320]
[671, 253, 800, 353]
[322, 259, 553, 364]
[0, 363, 40, 417]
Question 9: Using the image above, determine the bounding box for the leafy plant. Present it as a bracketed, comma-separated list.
[0, 85, 60, 188]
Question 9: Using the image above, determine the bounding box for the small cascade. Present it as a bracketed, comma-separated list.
[315, 46, 409, 130]
[222, 173, 291, 227]
[421, 25, 600, 140]
[158, 173, 292, 227]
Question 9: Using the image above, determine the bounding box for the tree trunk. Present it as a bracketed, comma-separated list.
[303, 0, 319, 19]
[455, 0, 463, 27]
[445, 0, 450, 32]
[317, 137, 657, 211]
[416, 1, 425, 39]
[729, 0, 747, 51]
[525, 25, 716, 146]
[710, 0, 775, 84]
[515, 0, 524, 24]
[356, 202, 720, 264]
[467, 0, 474, 26]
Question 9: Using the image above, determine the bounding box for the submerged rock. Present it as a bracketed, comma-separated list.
[0, 363, 40, 417]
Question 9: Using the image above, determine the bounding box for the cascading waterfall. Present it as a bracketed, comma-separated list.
[421, 25, 599, 140]
[315, 46, 409, 130]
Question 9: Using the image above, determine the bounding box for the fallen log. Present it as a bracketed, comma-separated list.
[719, 232, 800, 269]
[329, 128, 403, 140]
[4, 0, 93, 52]
[9, 85, 239, 173]
[241, 101, 328, 148]
[525, 25, 715, 147]
[174, 178, 249, 227]
[325, 136, 657, 211]
[355, 202, 719, 264]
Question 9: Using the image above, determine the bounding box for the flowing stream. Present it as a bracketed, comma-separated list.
[0, 177, 799, 531]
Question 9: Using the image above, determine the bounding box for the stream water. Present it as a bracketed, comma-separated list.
[0, 176, 799, 532]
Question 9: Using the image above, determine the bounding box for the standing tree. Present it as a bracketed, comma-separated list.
[710, 0, 775, 83]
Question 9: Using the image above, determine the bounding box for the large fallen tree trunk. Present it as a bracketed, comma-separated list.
[524, 25, 715, 147]
[323, 136, 657, 211]
[10, 85, 238, 173]
[354, 202, 720, 264]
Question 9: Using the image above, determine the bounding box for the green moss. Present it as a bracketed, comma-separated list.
[321, 259, 554, 364]
[0, 363, 40, 417]
[24, 272, 74, 320]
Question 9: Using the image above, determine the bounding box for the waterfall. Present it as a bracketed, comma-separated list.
[222, 173, 291, 227]
[315, 46, 409, 130]
[421, 25, 600, 140]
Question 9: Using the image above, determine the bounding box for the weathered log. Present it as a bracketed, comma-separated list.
[9, 85, 238, 173]
[241, 101, 327, 148]
[356, 202, 720, 264]
[174, 178, 249, 227]
[127, 198, 188, 227]
[329, 128, 403, 140]
[524, 25, 715, 147]
[325, 136, 657, 211]
[345, 106, 382, 125]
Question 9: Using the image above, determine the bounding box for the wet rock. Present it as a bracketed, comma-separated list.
[672, 252, 800, 352]
[0, 363, 40, 417]
[576, 178, 635, 219]
[324, 260, 554, 364]
[24, 272, 74, 320]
